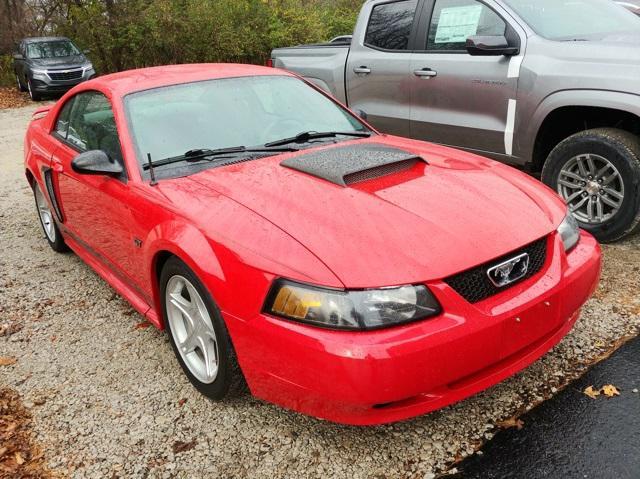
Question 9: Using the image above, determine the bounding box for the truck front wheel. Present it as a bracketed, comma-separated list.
[542, 128, 640, 243]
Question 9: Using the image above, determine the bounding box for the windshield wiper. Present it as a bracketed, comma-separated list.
[142, 145, 298, 170]
[264, 130, 372, 148]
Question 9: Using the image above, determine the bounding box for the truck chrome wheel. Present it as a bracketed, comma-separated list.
[557, 154, 624, 225]
[166, 275, 219, 384]
[34, 185, 56, 242]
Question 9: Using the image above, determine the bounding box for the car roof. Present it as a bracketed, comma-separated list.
[88, 63, 296, 97]
[23, 36, 72, 44]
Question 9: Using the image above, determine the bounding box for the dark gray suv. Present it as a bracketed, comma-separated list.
[13, 37, 96, 101]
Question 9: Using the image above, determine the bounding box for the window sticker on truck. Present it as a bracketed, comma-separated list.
[434, 5, 482, 43]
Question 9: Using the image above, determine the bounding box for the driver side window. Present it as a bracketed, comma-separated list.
[65, 91, 124, 164]
[426, 0, 506, 51]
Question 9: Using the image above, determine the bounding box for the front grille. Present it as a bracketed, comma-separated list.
[344, 159, 419, 185]
[48, 69, 83, 81]
[444, 237, 548, 304]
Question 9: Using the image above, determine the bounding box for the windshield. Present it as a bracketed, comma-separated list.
[26, 41, 81, 59]
[504, 0, 640, 40]
[125, 76, 368, 166]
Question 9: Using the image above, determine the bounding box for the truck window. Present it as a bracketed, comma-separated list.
[426, 0, 506, 51]
[365, 0, 419, 51]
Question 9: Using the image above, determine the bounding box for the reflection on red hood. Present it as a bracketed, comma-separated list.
[164, 136, 567, 288]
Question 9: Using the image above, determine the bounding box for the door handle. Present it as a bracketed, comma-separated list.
[353, 66, 371, 75]
[414, 68, 437, 79]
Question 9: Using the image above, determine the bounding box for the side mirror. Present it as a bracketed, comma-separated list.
[466, 36, 519, 56]
[71, 150, 123, 177]
[354, 108, 368, 121]
[13, 53, 24, 60]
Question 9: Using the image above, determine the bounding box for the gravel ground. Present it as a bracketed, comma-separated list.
[1, 103, 639, 479]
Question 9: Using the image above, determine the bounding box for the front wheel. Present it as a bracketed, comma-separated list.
[542, 128, 640, 243]
[27, 78, 43, 101]
[160, 257, 246, 399]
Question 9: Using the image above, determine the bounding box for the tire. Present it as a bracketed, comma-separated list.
[542, 128, 640, 243]
[15, 72, 27, 92]
[32, 182, 68, 253]
[160, 257, 246, 399]
[27, 77, 43, 101]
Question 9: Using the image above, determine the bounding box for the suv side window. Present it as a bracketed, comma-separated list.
[365, 0, 419, 51]
[66, 91, 123, 164]
[54, 98, 75, 139]
[426, 0, 506, 51]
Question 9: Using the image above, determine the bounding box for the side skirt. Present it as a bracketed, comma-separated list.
[60, 229, 163, 329]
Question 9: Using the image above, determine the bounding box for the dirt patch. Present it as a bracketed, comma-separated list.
[0, 88, 32, 110]
[0, 388, 55, 479]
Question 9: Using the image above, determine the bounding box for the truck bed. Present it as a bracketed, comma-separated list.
[271, 43, 349, 103]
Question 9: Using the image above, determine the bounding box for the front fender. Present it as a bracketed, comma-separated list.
[523, 89, 640, 160]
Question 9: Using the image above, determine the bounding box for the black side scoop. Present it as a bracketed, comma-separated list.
[280, 143, 425, 186]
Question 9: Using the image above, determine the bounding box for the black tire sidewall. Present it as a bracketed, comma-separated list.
[160, 258, 238, 400]
[542, 132, 640, 243]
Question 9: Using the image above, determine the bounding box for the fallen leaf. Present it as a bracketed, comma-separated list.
[178, 398, 187, 407]
[0, 357, 17, 366]
[496, 417, 524, 430]
[134, 322, 152, 330]
[583, 386, 600, 399]
[15, 452, 25, 465]
[602, 384, 620, 398]
[172, 440, 197, 454]
[0, 447, 7, 458]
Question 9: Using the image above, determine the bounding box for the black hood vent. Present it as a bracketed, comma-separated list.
[280, 143, 425, 186]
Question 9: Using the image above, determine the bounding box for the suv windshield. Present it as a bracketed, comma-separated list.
[26, 40, 81, 59]
[125, 75, 369, 168]
[504, 0, 640, 40]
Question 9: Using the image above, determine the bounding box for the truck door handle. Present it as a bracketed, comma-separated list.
[353, 66, 371, 75]
[414, 68, 437, 79]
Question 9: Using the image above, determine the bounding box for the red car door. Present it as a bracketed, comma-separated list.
[50, 91, 144, 297]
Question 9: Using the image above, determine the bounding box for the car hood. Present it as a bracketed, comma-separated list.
[181, 137, 567, 288]
[30, 55, 86, 68]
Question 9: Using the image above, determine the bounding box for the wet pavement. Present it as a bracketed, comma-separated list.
[455, 337, 640, 479]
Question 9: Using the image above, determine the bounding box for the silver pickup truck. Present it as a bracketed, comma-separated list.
[271, 0, 640, 242]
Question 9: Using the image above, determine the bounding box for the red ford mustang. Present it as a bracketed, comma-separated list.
[24, 64, 601, 425]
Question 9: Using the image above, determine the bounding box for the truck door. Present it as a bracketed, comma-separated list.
[345, 0, 420, 136]
[409, 0, 525, 159]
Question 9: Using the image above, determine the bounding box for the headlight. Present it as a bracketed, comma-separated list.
[83, 63, 94, 71]
[557, 213, 580, 252]
[264, 280, 441, 330]
[31, 68, 47, 75]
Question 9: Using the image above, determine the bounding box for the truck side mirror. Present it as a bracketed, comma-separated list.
[466, 36, 519, 56]
[13, 53, 24, 60]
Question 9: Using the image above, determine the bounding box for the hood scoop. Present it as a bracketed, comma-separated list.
[281, 143, 425, 186]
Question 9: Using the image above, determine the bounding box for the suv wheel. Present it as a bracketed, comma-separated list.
[542, 128, 640, 243]
[27, 78, 43, 101]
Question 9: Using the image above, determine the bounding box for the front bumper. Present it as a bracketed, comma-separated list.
[30, 68, 95, 93]
[229, 231, 601, 425]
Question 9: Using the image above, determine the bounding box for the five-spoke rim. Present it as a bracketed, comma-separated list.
[165, 275, 219, 384]
[557, 154, 624, 225]
[35, 186, 56, 242]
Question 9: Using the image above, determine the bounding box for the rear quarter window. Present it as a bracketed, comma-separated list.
[365, 0, 419, 50]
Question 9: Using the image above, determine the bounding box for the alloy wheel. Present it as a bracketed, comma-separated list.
[16, 74, 21, 92]
[557, 154, 624, 225]
[165, 275, 219, 384]
[34, 185, 56, 242]
[27, 79, 34, 100]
